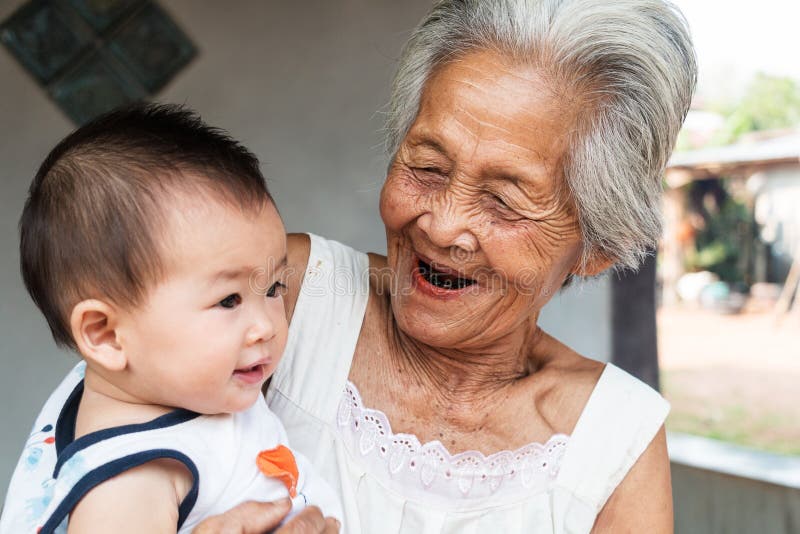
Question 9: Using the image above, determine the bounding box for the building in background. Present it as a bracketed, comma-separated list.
[663, 131, 800, 313]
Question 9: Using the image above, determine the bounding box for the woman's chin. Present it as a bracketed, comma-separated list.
[391, 294, 474, 348]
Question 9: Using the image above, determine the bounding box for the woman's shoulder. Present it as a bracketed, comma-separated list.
[551, 358, 670, 517]
[532, 330, 667, 439]
[284, 233, 377, 321]
[284, 233, 311, 322]
[528, 334, 607, 436]
[286, 232, 374, 273]
[272, 233, 371, 419]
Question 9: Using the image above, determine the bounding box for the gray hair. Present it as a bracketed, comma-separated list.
[386, 0, 697, 271]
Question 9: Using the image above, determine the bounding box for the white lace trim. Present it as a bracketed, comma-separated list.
[337, 380, 569, 500]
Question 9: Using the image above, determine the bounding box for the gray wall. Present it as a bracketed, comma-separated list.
[0, 0, 611, 492]
[669, 432, 800, 534]
[672, 463, 800, 533]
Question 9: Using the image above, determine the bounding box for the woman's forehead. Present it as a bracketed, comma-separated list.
[406, 50, 575, 181]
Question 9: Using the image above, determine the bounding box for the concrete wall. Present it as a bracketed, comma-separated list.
[0, 0, 611, 491]
[672, 463, 800, 533]
[669, 432, 800, 533]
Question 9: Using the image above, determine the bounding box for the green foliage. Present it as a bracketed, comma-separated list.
[685, 182, 751, 283]
[712, 73, 800, 145]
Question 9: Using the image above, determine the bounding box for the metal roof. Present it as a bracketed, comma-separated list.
[668, 133, 800, 170]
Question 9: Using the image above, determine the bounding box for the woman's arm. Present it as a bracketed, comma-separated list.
[591, 425, 673, 533]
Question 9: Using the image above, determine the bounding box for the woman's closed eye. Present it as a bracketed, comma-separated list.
[489, 193, 512, 212]
[266, 281, 286, 298]
[416, 166, 441, 175]
[409, 165, 447, 186]
[487, 193, 525, 221]
[218, 293, 242, 309]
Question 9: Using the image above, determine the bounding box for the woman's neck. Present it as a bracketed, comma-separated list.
[388, 315, 549, 407]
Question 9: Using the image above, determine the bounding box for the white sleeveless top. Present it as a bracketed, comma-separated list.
[266, 234, 670, 534]
[0, 364, 341, 534]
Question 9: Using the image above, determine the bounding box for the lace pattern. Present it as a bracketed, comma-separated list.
[337, 380, 569, 500]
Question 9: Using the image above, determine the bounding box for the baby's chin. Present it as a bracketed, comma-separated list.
[160, 366, 275, 415]
[184, 385, 266, 415]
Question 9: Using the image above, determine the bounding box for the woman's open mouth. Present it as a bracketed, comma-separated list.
[415, 257, 476, 292]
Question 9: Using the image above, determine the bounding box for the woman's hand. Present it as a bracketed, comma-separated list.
[193, 498, 340, 533]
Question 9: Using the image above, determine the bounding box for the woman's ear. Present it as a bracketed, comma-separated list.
[571, 249, 615, 278]
[70, 299, 127, 372]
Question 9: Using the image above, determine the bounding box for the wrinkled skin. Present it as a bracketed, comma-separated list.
[381, 50, 588, 358]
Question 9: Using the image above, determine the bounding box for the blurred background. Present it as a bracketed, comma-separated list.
[0, 1, 797, 532]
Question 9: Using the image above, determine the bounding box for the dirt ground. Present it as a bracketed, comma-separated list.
[657, 307, 800, 455]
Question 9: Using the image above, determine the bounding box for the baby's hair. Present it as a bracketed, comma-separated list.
[20, 103, 273, 351]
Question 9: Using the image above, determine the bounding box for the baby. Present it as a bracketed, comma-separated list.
[1, 104, 341, 533]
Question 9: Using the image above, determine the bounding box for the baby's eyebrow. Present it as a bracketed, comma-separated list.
[211, 267, 252, 283]
[210, 256, 288, 285]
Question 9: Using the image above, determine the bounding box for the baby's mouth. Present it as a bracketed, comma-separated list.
[417, 259, 476, 290]
[233, 363, 267, 384]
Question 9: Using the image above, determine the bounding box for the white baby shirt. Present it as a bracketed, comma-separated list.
[0, 362, 342, 534]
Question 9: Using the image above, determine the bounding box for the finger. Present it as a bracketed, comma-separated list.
[228, 499, 292, 533]
[193, 498, 292, 534]
[276, 505, 326, 533]
[323, 516, 341, 533]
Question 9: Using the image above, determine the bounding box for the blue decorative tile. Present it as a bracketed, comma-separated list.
[50, 51, 146, 124]
[67, 0, 143, 33]
[1, 0, 196, 124]
[0, 0, 92, 83]
[108, 2, 196, 93]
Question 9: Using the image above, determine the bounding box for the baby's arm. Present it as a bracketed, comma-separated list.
[67, 458, 192, 533]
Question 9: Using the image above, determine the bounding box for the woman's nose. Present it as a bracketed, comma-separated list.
[416, 206, 479, 254]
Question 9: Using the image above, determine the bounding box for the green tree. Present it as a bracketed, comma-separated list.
[713, 73, 800, 145]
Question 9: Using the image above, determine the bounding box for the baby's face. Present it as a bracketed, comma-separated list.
[116, 196, 288, 414]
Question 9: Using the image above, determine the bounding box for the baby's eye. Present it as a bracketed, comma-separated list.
[218, 294, 242, 309]
[266, 282, 286, 298]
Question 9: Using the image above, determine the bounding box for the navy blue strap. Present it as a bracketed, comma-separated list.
[54, 380, 83, 456]
[39, 449, 200, 534]
[54, 409, 199, 477]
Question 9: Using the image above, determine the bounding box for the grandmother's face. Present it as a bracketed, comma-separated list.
[380, 50, 586, 351]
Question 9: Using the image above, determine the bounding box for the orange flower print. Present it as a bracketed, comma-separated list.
[256, 445, 299, 498]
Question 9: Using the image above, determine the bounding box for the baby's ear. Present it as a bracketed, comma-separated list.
[70, 299, 127, 372]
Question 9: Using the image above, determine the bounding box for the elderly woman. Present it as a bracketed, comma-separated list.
[259, 0, 696, 532]
[3, 0, 695, 532]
